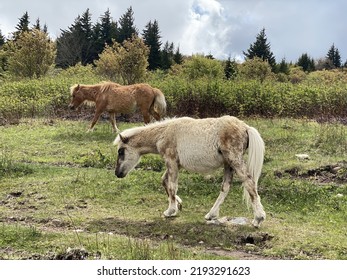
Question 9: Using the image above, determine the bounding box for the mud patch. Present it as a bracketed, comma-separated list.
[276, 161, 347, 184]
[236, 232, 274, 246]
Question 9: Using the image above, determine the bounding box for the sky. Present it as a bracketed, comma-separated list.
[0, 0, 346, 62]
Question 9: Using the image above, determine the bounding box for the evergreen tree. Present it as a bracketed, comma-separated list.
[326, 44, 341, 68]
[78, 9, 94, 64]
[173, 46, 183, 65]
[0, 29, 5, 46]
[42, 24, 48, 34]
[161, 41, 174, 70]
[31, 18, 48, 34]
[33, 18, 41, 30]
[277, 58, 290, 74]
[297, 53, 315, 72]
[14, 11, 30, 39]
[142, 20, 162, 70]
[224, 56, 237, 80]
[99, 9, 118, 46]
[93, 9, 118, 62]
[117, 6, 138, 43]
[243, 28, 276, 71]
[56, 9, 95, 67]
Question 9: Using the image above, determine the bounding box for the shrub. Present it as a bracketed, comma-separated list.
[237, 57, 273, 82]
[181, 55, 224, 80]
[6, 30, 56, 78]
[95, 36, 149, 84]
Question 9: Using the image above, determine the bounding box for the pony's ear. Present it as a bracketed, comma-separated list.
[119, 134, 129, 144]
[76, 84, 80, 90]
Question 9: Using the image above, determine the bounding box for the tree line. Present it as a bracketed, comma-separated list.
[0, 7, 346, 81]
[0, 7, 182, 73]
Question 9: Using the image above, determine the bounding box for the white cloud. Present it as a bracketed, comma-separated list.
[0, 0, 347, 62]
[180, 0, 231, 58]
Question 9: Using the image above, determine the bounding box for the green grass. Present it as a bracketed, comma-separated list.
[0, 118, 347, 259]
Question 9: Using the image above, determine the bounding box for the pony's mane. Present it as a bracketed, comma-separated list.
[113, 118, 183, 146]
[69, 84, 78, 95]
[70, 82, 121, 96]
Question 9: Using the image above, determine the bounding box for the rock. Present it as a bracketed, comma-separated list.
[295, 154, 310, 160]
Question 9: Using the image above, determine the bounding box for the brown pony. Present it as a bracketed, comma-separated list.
[69, 82, 167, 132]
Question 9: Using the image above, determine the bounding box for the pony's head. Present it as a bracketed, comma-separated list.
[113, 134, 141, 178]
[68, 84, 85, 110]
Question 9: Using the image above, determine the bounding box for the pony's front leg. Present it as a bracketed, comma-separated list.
[205, 164, 233, 220]
[88, 109, 103, 132]
[162, 170, 182, 212]
[162, 159, 180, 217]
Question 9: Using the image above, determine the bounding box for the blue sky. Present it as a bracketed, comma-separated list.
[0, 0, 346, 62]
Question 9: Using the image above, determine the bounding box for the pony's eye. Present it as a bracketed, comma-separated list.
[118, 148, 125, 157]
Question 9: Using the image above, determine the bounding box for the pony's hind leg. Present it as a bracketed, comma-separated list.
[205, 164, 233, 220]
[109, 113, 119, 133]
[150, 106, 161, 121]
[233, 161, 266, 228]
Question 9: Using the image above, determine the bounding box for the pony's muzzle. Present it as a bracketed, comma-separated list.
[115, 169, 126, 178]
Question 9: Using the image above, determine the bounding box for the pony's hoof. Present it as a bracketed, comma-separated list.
[164, 209, 178, 217]
[252, 216, 265, 228]
[204, 212, 218, 220]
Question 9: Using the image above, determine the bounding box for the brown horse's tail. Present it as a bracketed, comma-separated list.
[151, 88, 167, 119]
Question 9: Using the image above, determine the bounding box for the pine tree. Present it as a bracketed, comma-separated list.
[117, 6, 138, 43]
[0, 29, 5, 46]
[99, 9, 118, 46]
[142, 20, 162, 70]
[224, 56, 237, 80]
[56, 9, 95, 67]
[173, 46, 183, 65]
[43, 24, 48, 34]
[243, 28, 276, 71]
[277, 58, 290, 74]
[33, 18, 41, 30]
[93, 9, 118, 59]
[14, 11, 30, 39]
[297, 53, 315, 72]
[326, 44, 341, 68]
[161, 41, 174, 70]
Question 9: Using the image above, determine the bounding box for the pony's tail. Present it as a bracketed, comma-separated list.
[152, 88, 167, 117]
[243, 126, 265, 207]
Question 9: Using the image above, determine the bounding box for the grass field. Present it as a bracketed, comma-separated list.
[0, 117, 347, 259]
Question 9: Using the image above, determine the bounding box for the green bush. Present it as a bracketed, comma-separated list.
[1, 65, 347, 123]
[0, 65, 102, 123]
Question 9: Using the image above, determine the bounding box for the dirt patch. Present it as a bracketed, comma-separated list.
[276, 161, 347, 184]
[86, 216, 275, 259]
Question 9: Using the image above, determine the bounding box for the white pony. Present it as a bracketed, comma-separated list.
[113, 116, 266, 227]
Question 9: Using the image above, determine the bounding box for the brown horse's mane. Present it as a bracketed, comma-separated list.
[70, 82, 121, 103]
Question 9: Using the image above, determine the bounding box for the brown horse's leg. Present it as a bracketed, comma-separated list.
[205, 164, 233, 220]
[150, 106, 161, 121]
[142, 110, 151, 124]
[88, 109, 103, 132]
[109, 113, 119, 133]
